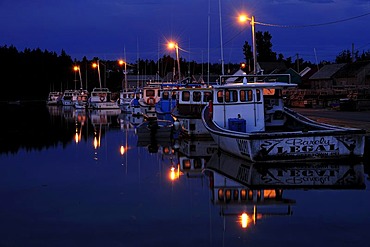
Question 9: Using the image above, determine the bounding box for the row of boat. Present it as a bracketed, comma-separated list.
[53, 72, 367, 164]
[47, 87, 121, 110]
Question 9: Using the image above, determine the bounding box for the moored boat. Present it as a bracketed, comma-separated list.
[60, 89, 80, 106]
[138, 85, 161, 120]
[47, 91, 63, 105]
[201, 74, 366, 163]
[88, 87, 120, 109]
[155, 85, 180, 114]
[119, 89, 135, 113]
[171, 87, 213, 138]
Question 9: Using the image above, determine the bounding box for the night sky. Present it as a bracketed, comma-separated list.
[1, 0, 370, 64]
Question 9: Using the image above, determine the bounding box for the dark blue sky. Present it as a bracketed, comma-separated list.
[1, 0, 370, 64]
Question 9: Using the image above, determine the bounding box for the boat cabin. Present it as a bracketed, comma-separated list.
[89, 88, 112, 103]
[141, 86, 161, 106]
[211, 76, 296, 132]
[177, 87, 213, 116]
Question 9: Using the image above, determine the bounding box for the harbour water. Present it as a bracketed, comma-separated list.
[0, 103, 369, 247]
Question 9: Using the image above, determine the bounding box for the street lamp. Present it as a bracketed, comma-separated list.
[239, 14, 257, 75]
[118, 59, 128, 91]
[73, 65, 83, 89]
[167, 41, 181, 81]
[92, 60, 106, 88]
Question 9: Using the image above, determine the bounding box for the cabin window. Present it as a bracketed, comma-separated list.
[172, 92, 177, 99]
[256, 89, 261, 101]
[225, 189, 231, 202]
[182, 91, 190, 101]
[217, 90, 224, 103]
[218, 189, 224, 201]
[203, 92, 212, 102]
[241, 90, 254, 101]
[146, 90, 155, 97]
[248, 90, 253, 101]
[162, 91, 169, 100]
[240, 90, 246, 102]
[233, 190, 239, 201]
[183, 159, 191, 169]
[193, 158, 202, 169]
[193, 91, 201, 102]
[225, 90, 238, 102]
[240, 189, 247, 201]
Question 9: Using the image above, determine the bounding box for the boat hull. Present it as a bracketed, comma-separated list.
[202, 106, 366, 163]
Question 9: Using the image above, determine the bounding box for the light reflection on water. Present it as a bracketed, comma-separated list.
[0, 104, 369, 247]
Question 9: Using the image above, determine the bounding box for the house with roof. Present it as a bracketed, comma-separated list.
[309, 63, 346, 89]
[333, 61, 370, 88]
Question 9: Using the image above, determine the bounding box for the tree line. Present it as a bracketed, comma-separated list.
[1, 31, 369, 101]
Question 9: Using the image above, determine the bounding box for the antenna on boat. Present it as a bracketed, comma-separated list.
[207, 0, 211, 85]
[218, 0, 225, 75]
[124, 46, 128, 91]
[137, 37, 140, 88]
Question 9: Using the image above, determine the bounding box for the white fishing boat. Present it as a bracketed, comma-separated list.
[60, 89, 80, 106]
[130, 90, 143, 116]
[74, 89, 89, 109]
[201, 74, 366, 163]
[88, 88, 120, 109]
[138, 85, 161, 119]
[46, 91, 62, 105]
[119, 89, 135, 113]
[171, 87, 213, 138]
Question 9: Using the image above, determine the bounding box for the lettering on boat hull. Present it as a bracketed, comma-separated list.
[235, 135, 362, 160]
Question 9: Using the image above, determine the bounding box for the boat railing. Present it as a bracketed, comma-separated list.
[220, 74, 291, 84]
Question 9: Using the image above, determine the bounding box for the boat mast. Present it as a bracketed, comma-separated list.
[218, 0, 225, 75]
[97, 59, 102, 88]
[207, 0, 210, 85]
[124, 46, 128, 92]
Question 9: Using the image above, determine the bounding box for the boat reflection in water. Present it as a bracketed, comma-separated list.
[175, 137, 218, 178]
[136, 120, 174, 154]
[204, 150, 365, 230]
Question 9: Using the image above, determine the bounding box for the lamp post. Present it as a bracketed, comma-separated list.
[239, 15, 257, 75]
[92, 60, 101, 88]
[92, 60, 107, 88]
[73, 65, 83, 89]
[168, 41, 181, 81]
[118, 59, 127, 91]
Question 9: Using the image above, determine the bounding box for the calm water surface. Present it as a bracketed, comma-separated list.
[0, 104, 369, 247]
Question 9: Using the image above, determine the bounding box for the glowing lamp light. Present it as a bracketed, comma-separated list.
[92, 63, 98, 68]
[73, 66, 79, 72]
[240, 212, 249, 228]
[167, 42, 176, 49]
[93, 136, 98, 149]
[75, 132, 79, 144]
[169, 165, 181, 181]
[239, 14, 249, 23]
[120, 145, 125, 155]
[118, 60, 125, 66]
